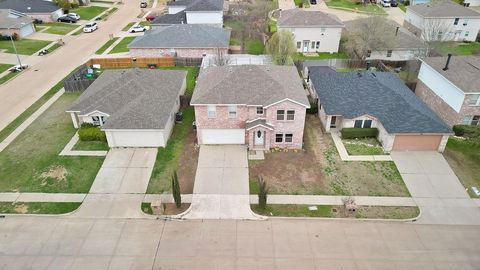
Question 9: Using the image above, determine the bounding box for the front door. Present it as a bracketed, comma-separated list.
[254, 130, 264, 146]
[330, 116, 337, 128]
[303, 40, 310, 53]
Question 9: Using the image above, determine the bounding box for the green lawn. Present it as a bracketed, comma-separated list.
[139, 21, 151, 27]
[108, 36, 136, 54]
[398, 3, 407, 12]
[122, 22, 135, 31]
[42, 22, 79, 35]
[295, 52, 349, 60]
[230, 37, 241, 46]
[432, 42, 480, 56]
[157, 66, 199, 95]
[71, 6, 108, 20]
[294, 0, 310, 7]
[73, 140, 109, 151]
[326, 0, 386, 14]
[95, 37, 119, 54]
[224, 20, 244, 32]
[343, 138, 385, 155]
[147, 107, 194, 193]
[0, 93, 105, 193]
[0, 71, 19, 85]
[0, 63, 13, 74]
[0, 39, 51, 55]
[0, 202, 81, 214]
[246, 39, 265, 55]
[444, 137, 480, 198]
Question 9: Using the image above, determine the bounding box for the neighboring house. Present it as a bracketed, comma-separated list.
[411, 0, 480, 7]
[0, 0, 63, 22]
[128, 24, 230, 58]
[190, 65, 310, 150]
[309, 68, 452, 152]
[0, 9, 35, 38]
[66, 69, 187, 148]
[277, 9, 344, 53]
[151, 0, 224, 27]
[404, 1, 480, 42]
[344, 18, 427, 61]
[415, 55, 480, 127]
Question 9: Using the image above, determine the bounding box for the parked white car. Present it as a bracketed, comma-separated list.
[83, 22, 98, 33]
[381, 0, 391, 7]
[129, 25, 148, 33]
[67, 13, 81, 20]
[8, 64, 29, 72]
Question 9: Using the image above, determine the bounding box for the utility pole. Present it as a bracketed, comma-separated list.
[8, 22, 26, 69]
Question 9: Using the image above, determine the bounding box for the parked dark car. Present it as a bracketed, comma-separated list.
[140, 1, 147, 8]
[33, 18, 43, 24]
[391, 0, 398, 6]
[57, 15, 78, 23]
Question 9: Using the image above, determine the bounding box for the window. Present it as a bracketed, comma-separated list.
[354, 119, 372, 128]
[465, 31, 470, 37]
[256, 107, 264, 115]
[91, 116, 106, 126]
[311, 42, 315, 49]
[354, 120, 363, 128]
[364, 120, 372, 128]
[463, 19, 469, 26]
[316, 41, 320, 49]
[366, 50, 371, 57]
[207, 105, 216, 118]
[463, 115, 480, 125]
[386, 50, 393, 57]
[286, 110, 295, 120]
[285, 134, 293, 143]
[437, 31, 443, 40]
[277, 109, 285, 120]
[454, 18, 459, 25]
[275, 133, 283, 143]
[296, 41, 301, 49]
[468, 94, 480, 106]
[228, 105, 237, 118]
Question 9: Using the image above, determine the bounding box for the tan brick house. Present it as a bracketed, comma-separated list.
[190, 65, 310, 150]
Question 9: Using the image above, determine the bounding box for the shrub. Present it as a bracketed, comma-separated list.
[452, 125, 480, 143]
[452, 125, 465, 136]
[306, 102, 318, 114]
[171, 170, 181, 208]
[258, 176, 269, 210]
[341, 128, 378, 139]
[78, 123, 107, 142]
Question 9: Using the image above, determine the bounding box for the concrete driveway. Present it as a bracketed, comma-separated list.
[183, 145, 258, 219]
[71, 148, 157, 218]
[391, 151, 480, 225]
[384, 6, 405, 25]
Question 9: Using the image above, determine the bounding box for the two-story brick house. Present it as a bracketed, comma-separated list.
[415, 55, 480, 126]
[190, 65, 310, 149]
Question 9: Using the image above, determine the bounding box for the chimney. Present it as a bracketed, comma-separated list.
[366, 61, 371, 71]
[443, 54, 452, 71]
[395, 26, 399, 36]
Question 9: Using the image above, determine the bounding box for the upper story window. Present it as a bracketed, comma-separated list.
[286, 110, 295, 120]
[468, 94, 480, 106]
[454, 18, 459, 25]
[386, 50, 393, 57]
[463, 115, 480, 126]
[296, 42, 301, 49]
[207, 105, 216, 118]
[256, 107, 264, 115]
[228, 105, 237, 118]
[277, 109, 285, 120]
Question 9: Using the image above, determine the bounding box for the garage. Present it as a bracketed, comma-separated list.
[392, 135, 443, 151]
[201, 129, 245, 144]
[105, 130, 167, 147]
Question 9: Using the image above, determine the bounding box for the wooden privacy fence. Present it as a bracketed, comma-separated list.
[87, 57, 175, 69]
[64, 65, 98, 92]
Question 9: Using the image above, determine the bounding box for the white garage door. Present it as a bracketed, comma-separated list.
[105, 130, 166, 147]
[201, 129, 245, 144]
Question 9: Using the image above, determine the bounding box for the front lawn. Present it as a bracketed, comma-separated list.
[0, 93, 105, 193]
[0, 202, 81, 214]
[444, 137, 480, 198]
[95, 37, 119, 54]
[246, 39, 265, 55]
[0, 71, 19, 85]
[108, 36, 136, 54]
[326, 0, 386, 14]
[0, 39, 51, 55]
[147, 107, 199, 194]
[73, 140, 109, 151]
[122, 22, 135, 31]
[432, 42, 480, 56]
[295, 52, 349, 60]
[71, 6, 108, 20]
[249, 115, 409, 196]
[343, 138, 385, 155]
[42, 22, 79, 35]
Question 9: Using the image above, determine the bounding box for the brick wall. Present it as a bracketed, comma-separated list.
[264, 100, 307, 149]
[130, 48, 228, 58]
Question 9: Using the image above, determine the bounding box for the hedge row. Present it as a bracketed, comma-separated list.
[78, 123, 107, 142]
[341, 128, 378, 139]
[452, 124, 480, 143]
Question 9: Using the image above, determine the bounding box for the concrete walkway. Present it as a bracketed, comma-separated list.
[59, 133, 108, 156]
[0, 193, 85, 203]
[331, 131, 392, 161]
[391, 151, 480, 225]
[182, 145, 258, 219]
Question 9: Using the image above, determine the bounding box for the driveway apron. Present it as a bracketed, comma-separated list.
[183, 145, 258, 219]
[391, 151, 480, 225]
[71, 148, 157, 218]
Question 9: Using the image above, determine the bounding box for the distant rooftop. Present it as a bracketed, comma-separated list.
[407, 1, 480, 17]
[278, 9, 344, 27]
[0, 9, 33, 29]
[167, 0, 224, 11]
[0, 0, 60, 13]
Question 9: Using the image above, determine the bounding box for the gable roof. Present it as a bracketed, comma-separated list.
[344, 18, 426, 50]
[167, 0, 223, 11]
[309, 68, 451, 134]
[151, 11, 186, 25]
[421, 56, 480, 93]
[68, 69, 186, 130]
[191, 65, 310, 107]
[0, 0, 60, 13]
[128, 24, 230, 49]
[277, 9, 343, 27]
[407, 1, 480, 17]
[0, 9, 33, 28]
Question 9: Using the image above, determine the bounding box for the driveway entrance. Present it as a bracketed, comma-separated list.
[183, 145, 258, 219]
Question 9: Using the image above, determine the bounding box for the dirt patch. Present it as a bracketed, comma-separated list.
[13, 203, 28, 214]
[176, 128, 199, 194]
[163, 203, 191, 215]
[39, 165, 68, 186]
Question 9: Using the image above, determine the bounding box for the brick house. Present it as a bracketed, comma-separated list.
[128, 24, 230, 58]
[190, 65, 310, 150]
[415, 55, 480, 126]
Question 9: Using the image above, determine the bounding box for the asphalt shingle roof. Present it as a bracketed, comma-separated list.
[278, 9, 344, 27]
[68, 69, 186, 130]
[246, 119, 274, 130]
[407, 1, 480, 17]
[151, 11, 186, 25]
[309, 68, 451, 134]
[128, 24, 230, 49]
[421, 56, 480, 93]
[191, 65, 310, 107]
[167, 0, 223, 11]
[0, 9, 33, 28]
[0, 0, 60, 13]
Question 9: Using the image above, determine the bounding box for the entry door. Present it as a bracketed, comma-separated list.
[330, 116, 337, 128]
[254, 130, 264, 146]
[303, 40, 310, 52]
[454, 30, 462, 41]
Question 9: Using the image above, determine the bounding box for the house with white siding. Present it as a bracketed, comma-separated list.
[151, 0, 224, 27]
[277, 9, 344, 53]
[0, 9, 35, 39]
[404, 1, 480, 42]
[0, 0, 63, 22]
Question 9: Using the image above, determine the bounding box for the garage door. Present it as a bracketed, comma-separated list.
[105, 130, 166, 147]
[201, 129, 245, 144]
[392, 135, 442, 151]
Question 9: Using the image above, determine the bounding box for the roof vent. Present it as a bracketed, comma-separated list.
[443, 53, 452, 71]
[357, 72, 362, 77]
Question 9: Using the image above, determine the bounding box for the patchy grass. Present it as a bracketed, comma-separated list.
[224, 19, 245, 32]
[444, 137, 480, 198]
[294, 0, 310, 7]
[432, 42, 480, 56]
[295, 52, 349, 60]
[71, 6, 108, 20]
[251, 204, 419, 219]
[139, 21, 151, 27]
[246, 39, 265, 55]
[147, 107, 198, 194]
[0, 39, 51, 55]
[42, 22, 79, 35]
[0, 94, 105, 193]
[230, 37, 241, 46]
[48, 43, 63, 53]
[122, 22, 135, 31]
[0, 63, 14, 74]
[0, 71, 19, 85]
[72, 140, 109, 151]
[95, 37, 119, 54]
[326, 0, 386, 14]
[268, 18, 277, 33]
[343, 138, 385, 155]
[157, 66, 199, 95]
[108, 36, 136, 54]
[0, 202, 81, 214]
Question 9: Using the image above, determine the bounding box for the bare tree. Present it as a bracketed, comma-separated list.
[266, 30, 296, 65]
[212, 47, 231, 66]
[421, 18, 454, 56]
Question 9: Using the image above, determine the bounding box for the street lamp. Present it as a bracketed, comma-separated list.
[7, 22, 26, 70]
